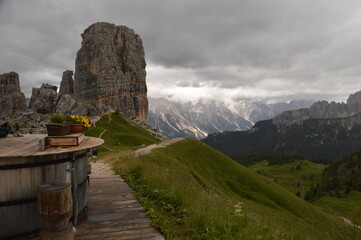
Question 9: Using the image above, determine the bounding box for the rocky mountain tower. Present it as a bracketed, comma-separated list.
[0, 72, 27, 117]
[74, 22, 148, 121]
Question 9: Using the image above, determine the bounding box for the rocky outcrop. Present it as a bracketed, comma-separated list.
[310, 101, 348, 118]
[29, 83, 58, 114]
[56, 94, 77, 114]
[274, 90, 361, 127]
[0, 72, 27, 117]
[273, 108, 310, 127]
[59, 70, 74, 96]
[0, 110, 49, 134]
[346, 90, 361, 115]
[308, 91, 361, 119]
[74, 22, 148, 121]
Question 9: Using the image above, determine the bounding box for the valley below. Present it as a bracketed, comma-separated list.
[85, 113, 361, 240]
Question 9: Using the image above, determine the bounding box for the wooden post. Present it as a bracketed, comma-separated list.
[38, 183, 74, 239]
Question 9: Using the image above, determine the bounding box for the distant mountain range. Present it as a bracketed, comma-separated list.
[203, 90, 361, 161]
[147, 97, 312, 139]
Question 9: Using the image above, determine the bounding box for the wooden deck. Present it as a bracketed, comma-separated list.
[76, 175, 164, 240]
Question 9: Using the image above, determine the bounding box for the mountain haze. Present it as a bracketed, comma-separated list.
[203, 90, 361, 161]
[148, 97, 312, 139]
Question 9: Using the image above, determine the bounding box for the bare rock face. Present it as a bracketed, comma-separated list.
[0, 72, 27, 117]
[274, 90, 361, 128]
[309, 91, 361, 119]
[346, 90, 361, 115]
[273, 108, 310, 127]
[74, 22, 148, 121]
[59, 70, 74, 96]
[56, 94, 77, 114]
[29, 83, 58, 114]
[310, 101, 348, 118]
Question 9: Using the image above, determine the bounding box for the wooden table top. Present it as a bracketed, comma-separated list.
[0, 134, 104, 158]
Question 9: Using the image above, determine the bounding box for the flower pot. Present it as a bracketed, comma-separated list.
[71, 124, 84, 133]
[46, 123, 71, 136]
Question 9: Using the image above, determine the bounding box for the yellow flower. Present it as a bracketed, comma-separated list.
[66, 114, 91, 128]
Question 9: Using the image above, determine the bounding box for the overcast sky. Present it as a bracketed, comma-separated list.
[1, 0, 361, 103]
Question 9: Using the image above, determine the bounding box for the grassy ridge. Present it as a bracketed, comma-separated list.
[111, 140, 360, 239]
[88, 114, 360, 239]
[85, 113, 159, 153]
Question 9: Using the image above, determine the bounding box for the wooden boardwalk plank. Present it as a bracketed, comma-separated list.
[76, 175, 164, 240]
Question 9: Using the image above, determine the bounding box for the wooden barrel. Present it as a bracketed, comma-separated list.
[0, 150, 90, 238]
[38, 183, 72, 232]
[40, 223, 75, 240]
[0, 135, 103, 238]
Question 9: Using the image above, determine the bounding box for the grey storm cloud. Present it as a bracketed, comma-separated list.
[0, 0, 361, 102]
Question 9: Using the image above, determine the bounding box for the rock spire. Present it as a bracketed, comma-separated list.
[59, 70, 74, 96]
[0, 72, 27, 117]
[74, 22, 148, 121]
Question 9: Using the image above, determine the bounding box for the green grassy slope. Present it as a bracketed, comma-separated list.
[87, 114, 360, 240]
[249, 160, 327, 198]
[113, 140, 360, 240]
[313, 191, 361, 225]
[85, 113, 159, 153]
[248, 158, 361, 226]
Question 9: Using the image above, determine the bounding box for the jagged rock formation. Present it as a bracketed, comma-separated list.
[29, 83, 58, 114]
[346, 90, 361, 115]
[74, 22, 148, 121]
[274, 90, 361, 127]
[310, 101, 348, 118]
[0, 72, 27, 117]
[59, 70, 74, 96]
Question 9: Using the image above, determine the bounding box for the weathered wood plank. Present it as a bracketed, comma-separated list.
[0, 134, 103, 157]
[76, 227, 161, 240]
[76, 175, 164, 240]
[0, 135, 43, 157]
[86, 193, 137, 203]
[139, 236, 165, 240]
[78, 217, 152, 229]
[90, 175, 121, 179]
[76, 224, 157, 237]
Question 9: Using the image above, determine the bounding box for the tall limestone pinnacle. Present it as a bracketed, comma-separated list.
[59, 70, 74, 96]
[74, 22, 148, 121]
[0, 72, 27, 117]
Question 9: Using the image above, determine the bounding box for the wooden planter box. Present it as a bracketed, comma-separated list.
[46, 133, 84, 146]
[46, 123, 71, 136]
